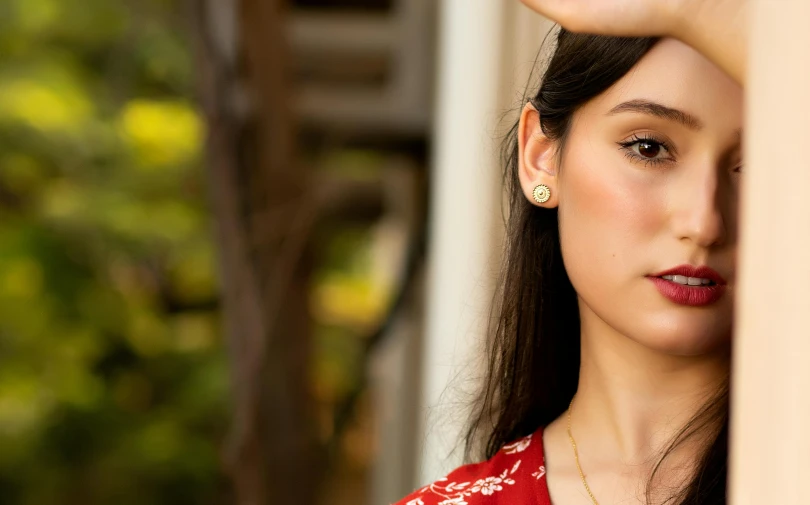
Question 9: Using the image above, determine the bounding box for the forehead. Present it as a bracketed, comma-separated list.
[583, 38, 743, 129]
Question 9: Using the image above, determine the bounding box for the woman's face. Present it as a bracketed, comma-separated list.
[534, 38, 742, 356]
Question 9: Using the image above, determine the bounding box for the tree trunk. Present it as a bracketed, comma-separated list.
[190, 1, 322, 504]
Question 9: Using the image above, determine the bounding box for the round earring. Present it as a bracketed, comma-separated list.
[532, 184, 551, 204]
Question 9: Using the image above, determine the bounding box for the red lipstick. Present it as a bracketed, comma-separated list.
[647, 264, 727, 306]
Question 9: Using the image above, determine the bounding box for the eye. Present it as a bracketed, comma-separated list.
[617, 134, 675, 167]
[636, 140, 662, 158]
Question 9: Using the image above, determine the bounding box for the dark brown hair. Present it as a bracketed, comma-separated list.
[464, 28, 729, 505]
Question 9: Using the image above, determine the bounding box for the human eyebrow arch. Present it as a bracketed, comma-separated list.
[606, 99, 704, 131]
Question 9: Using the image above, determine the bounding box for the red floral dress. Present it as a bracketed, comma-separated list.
[392, 426, 552, 505]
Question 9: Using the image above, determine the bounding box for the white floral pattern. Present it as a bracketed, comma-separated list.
[438, 497, 467, 505]
[502, 434, 532, 454]
[417, 465, 520, 504]
[394, 435, 532, 505]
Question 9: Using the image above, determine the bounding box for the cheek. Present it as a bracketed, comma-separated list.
[558, 146, 664, 288]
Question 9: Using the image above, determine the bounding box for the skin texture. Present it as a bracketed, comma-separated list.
[518, 39, 742, 504]
[519, 0, 748, 85]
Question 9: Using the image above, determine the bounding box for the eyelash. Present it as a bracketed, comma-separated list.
[616, 133, 674, 168]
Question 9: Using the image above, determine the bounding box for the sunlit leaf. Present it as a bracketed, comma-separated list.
[118, 100, 203, 168]
[0, 77, 92, 133]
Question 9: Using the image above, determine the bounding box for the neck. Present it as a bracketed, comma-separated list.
[571, 303, 730, 469]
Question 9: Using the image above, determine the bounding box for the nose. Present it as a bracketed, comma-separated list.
[671, 164, 729, 248]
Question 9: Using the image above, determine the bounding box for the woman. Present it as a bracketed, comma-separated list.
[394, 1, 747, 504]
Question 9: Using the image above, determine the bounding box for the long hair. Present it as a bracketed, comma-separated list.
[463, 28, 729, 505]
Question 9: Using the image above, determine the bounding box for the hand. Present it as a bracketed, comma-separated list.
[519, 0, 686, 38]
[519, 0, 748, 85]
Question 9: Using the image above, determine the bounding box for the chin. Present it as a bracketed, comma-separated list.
[634, 316, 733, 357]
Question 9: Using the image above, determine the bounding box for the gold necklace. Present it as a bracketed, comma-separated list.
[567, 395, 601, 505]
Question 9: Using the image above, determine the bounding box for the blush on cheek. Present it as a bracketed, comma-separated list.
[564, 155, 652, 244]
[558, 145, 663, 297]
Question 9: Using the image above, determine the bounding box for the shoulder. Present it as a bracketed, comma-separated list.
[391, 427, 551, 505]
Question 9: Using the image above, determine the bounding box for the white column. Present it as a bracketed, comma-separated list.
[729, 1, 810, 504]
[416, 0, 551, 486]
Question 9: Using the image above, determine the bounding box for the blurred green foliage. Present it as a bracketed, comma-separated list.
[0, 0, 229, 503]
[0, 0, 388, 501]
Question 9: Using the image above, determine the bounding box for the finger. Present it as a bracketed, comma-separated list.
[520, 0, 633, 35]
[519, 0, 675, 37]
[519, 0, 579, 27]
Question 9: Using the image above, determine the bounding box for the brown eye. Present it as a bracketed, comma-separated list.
[617, 135, 675, 167]
[637, 141, 661, 158]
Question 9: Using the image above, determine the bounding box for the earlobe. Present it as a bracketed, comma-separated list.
[532, 183, 551, 204]
[518, 102, 559, 208]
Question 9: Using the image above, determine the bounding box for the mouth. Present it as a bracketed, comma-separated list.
[656, 274, 718, 287]
[647, 265, 728, 306]
[649, 264, 727, 285]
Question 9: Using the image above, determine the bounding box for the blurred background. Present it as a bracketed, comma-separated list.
[0, 0, 549, 504]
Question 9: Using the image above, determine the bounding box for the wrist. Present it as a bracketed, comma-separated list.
[664, 0, 702, 45]
[664, 0, 748, 85]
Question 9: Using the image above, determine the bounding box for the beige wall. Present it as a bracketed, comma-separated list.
[729, 1, 810, 504]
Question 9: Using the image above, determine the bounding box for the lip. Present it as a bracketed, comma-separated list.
[647, 264, 728, 306]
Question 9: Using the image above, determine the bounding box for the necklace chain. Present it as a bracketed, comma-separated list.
[567, 395, 601, 505]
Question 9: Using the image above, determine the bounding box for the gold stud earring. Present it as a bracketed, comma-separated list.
[532, 184, 551, 204]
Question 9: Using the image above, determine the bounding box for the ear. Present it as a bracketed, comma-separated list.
[518, 101, 559, 208]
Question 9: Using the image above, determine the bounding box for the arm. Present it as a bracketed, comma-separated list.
[519, 0, 748, 85]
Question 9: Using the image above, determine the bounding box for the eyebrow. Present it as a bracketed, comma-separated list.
[606, 99, 704, 131]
